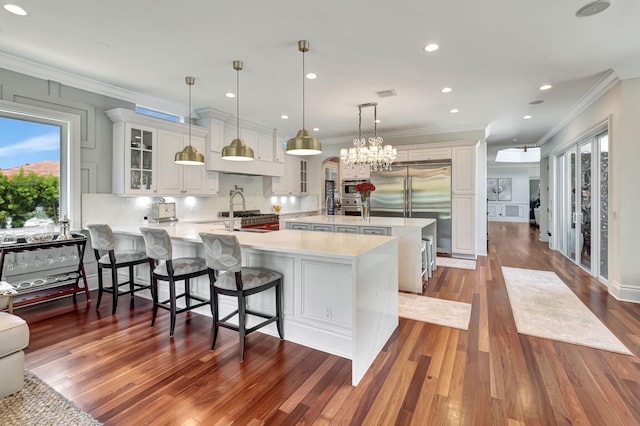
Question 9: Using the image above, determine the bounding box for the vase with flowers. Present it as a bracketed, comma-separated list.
[355, 182, 376, 221]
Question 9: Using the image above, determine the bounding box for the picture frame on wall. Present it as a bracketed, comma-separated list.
[487, 178, 512, 201]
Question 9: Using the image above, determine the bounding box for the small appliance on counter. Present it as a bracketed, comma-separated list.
[150, 202, 178, 223]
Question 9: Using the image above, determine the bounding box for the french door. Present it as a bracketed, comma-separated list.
[556, 130, 608, 280]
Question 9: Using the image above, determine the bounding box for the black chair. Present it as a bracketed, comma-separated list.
[139, 227, 211, 337]
[87, 224, 151, 314]
[199, 232, 283, 361]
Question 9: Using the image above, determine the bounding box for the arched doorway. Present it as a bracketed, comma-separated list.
[320, 156, 340, 214]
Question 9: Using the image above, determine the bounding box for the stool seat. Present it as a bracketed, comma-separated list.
[215, 268, 282, 291]
[153, 257, 207, 277]
[98, 250, 147, 265]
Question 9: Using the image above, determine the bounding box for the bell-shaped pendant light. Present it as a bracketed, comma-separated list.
[175, 76, 205, 165]
[286, 40, 322, 156]
[222, 60, 254, 161]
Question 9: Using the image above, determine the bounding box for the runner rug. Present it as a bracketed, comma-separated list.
[502, 266, 632, 355]
[0, 371, 101, 425]
[436, 257, 476, 270]
[398, 293, 472, 330]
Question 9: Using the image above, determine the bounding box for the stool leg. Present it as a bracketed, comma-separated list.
[185, 278, 191, 309]
[169, 277, 177, 337]
[276, 280, 284, 340]
[96, 264, 104, 309]
[129, 265, 135, 293]
[211, 290, 220, 350]
[151, 275, 159, 327]
[111, 265, 119, 315]
[238, 292, 246, 362]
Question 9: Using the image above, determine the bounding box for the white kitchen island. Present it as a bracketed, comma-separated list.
[110, 223, 398, 386]
[284, 215, 436, 293]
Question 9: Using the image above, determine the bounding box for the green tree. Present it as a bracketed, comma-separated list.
[0, 170, 59, 228]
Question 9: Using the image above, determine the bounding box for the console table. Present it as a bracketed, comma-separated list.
[0, 233, 91, 310]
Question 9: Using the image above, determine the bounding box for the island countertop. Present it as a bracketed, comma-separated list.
[111, 222, 396, 259]
[285, 215, 436, 229]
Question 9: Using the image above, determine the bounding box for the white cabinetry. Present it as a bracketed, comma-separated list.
[409, 147, 452, 162]
[107, 108, 217, 197]
[264, 155, 303, 195]
[340, 160, 370, 180]
[451, 145, 478, 256]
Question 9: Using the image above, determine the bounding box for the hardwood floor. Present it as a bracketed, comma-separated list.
[18, 222, 640, 425]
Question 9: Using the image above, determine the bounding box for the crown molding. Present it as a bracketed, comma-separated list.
[0, 51, 188, 116]
[536, 69, 619, 146]
[613, 65, 640, 80]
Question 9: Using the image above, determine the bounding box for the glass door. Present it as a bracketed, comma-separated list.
[578, 141, 592, 271]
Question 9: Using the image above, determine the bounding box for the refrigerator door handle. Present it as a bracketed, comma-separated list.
[407, 176, 412, 217]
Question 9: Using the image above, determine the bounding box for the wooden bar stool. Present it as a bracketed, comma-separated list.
[87, 224, 151, 314]
[139, 227, 211, 337]
[199, 232, 283, 361]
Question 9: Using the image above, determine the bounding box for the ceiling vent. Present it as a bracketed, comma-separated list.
[376, 89, 397, 98]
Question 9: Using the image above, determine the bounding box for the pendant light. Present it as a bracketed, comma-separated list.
[175, 76, 205, 165]
[286, 40, 322, 156]
[222, 60, 254, 161]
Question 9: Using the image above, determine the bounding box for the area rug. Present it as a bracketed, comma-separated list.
[502, 266, 632, 355]
[398, 293, 472, 330]
[436, 256, 476, 270]
[0, 371, 101, 425]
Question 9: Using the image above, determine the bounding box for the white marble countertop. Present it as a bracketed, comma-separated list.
[284, 215, 436, 229]
[112, 222, 396, 259]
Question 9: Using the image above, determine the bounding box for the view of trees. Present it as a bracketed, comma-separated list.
[0, 170, 59, 228]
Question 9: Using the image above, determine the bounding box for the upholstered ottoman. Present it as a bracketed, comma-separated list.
[0, 312, 30, 398]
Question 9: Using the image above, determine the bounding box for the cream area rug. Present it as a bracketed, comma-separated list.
[0, 371, 101, 425]
[437, 256, 476, 270]
[398, 293, 472, 331]
[502, 266, 632, 355]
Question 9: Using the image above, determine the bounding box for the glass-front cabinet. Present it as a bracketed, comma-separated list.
[127, 124, 155, 194]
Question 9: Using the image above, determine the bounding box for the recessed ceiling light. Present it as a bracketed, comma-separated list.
[441, 87, 452, 93]
[576, 0, 611, 17]
[513, 138, 518, 142]
[529, 100, 544, 105]
[4, 4, 27, 15]
[305, 73, 317, 80]
[539, 84, 552, 91]
[424, 43, 439, 52]
[523, 115, 533, 119]
[225, 92, 235, 98]
[313, 128, 320, 132]
[450, 108, 459, 113]
[280, 115, 289, 119]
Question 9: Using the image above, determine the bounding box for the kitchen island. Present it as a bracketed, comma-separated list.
[284, 215, 436, 293]
[110, 222, 398, 386]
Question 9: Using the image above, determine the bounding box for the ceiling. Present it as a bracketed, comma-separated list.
[0, 0, 638, 148]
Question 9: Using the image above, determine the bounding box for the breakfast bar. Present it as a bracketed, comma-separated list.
[110, 222, 399, 386]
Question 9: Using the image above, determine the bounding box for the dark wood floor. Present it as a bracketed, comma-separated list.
[17, 222, 640, 425]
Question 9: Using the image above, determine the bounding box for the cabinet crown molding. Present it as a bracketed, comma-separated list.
[105, 108, 208, 136]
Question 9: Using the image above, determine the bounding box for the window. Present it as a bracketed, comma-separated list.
[0, 100, 81, 229]
[135, 106, 180, 123]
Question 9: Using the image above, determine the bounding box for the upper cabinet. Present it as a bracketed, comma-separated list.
[196, 108, 284, 177]
[452, 145, 477, 194]
[107, 108, 218, 196]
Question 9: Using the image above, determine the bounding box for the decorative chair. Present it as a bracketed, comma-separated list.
[87, 224, 151, 314]
[0, 311, 29, 398]
[199, 232, 283, 361]
[139, 228, 211, 337]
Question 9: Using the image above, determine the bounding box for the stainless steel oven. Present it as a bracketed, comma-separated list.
[341, 179, 368, 216]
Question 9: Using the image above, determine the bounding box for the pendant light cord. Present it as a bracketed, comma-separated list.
[188, 81, 192, 147]
[374, 104, 377, 138]
[302, 48, 306, 130]
[237, 67, 240, 140]
[358, 105, 362, 141]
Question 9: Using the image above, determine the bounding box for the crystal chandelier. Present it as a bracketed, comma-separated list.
[340, 102, 396, 172]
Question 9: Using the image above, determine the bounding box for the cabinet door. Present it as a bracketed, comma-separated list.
[409, 147, 452, 161]
[209, 118, 225, 152]
[287, 222, 310, 230]
[125, 124, 156, 194]
[257, 132, 274, 162]
[274, 134, 285, 163]
[452, 146, 476, 194]
[334, 225, 359, 234]
[156, 129, 184, 195]
[281, 155, 300, 195]
[361, 226, 390, 236]
[182, 134, 207, 194]
[311, 223, 333, 232]
[206, 171, 220, 195]
[452, 194, 476, 255]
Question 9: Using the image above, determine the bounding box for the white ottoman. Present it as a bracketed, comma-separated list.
[0, 312, 30, 398]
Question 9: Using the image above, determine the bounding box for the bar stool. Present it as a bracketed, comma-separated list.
[199, 232, 284, 361]
[423, 237, 436, 278]
[139, 227, 211, 337]
[87, 224, 151, 314]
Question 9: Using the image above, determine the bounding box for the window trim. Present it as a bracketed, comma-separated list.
[0, 100, 82, 229]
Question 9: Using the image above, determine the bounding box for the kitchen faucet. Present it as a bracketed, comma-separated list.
[229, 185, 246, 232]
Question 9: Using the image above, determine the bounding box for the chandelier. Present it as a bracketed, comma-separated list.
[340, 102, 396, 172]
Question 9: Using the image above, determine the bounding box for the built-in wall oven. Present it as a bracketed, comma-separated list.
[341, 179, 369, 216]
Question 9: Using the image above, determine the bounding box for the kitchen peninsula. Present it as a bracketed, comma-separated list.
[110, 222, 398, 386]
[284, 215, 436, 293]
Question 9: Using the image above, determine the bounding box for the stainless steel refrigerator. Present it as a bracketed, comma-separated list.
[370, 162, 452, 253]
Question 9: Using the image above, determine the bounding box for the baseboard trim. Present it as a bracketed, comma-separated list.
[608, 280, 640, 304]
